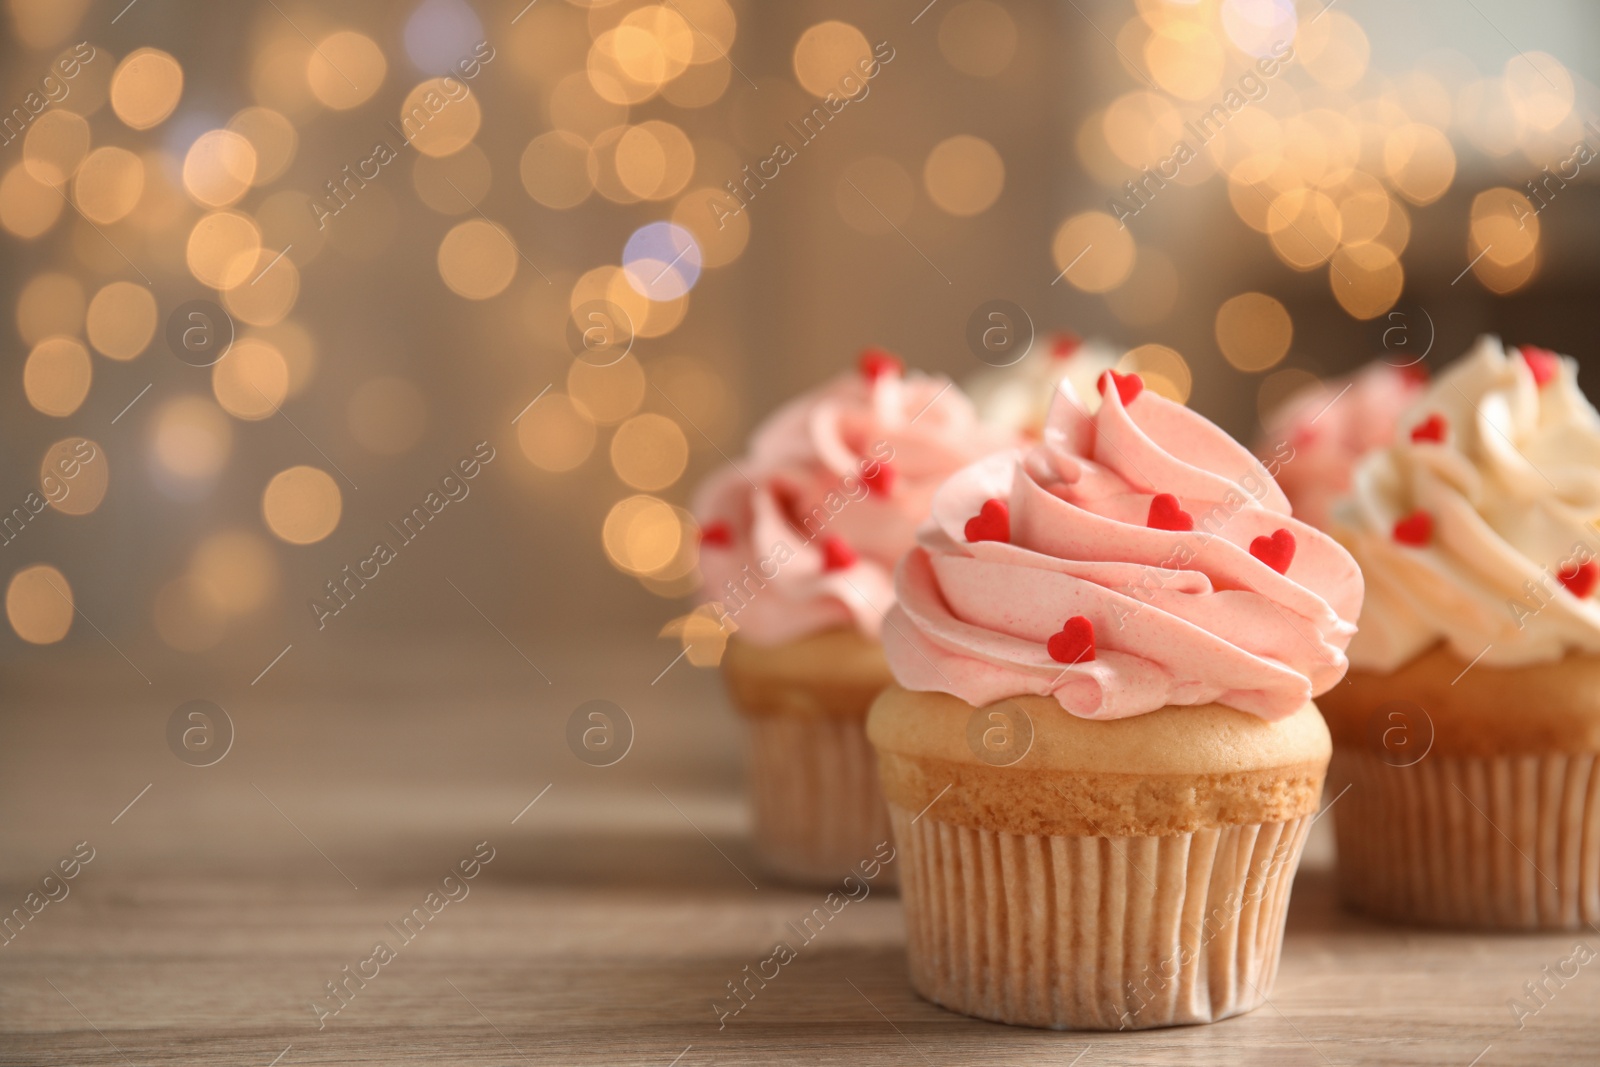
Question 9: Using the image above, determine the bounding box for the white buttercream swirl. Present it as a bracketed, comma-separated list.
[1334, 336, 1600, 672]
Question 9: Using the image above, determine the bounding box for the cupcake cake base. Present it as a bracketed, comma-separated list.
[893, 805, 1312, 1029]
[868, 686, 1331, 1030]
[1320, 648, 1600, 931]
[723, 630, 898, 886]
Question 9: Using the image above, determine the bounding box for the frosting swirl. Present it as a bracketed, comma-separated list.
[885, 373, 1362, 721]
[1334, 336, 1600, 672]
[964, 334, 1122, 439]
[694, 352, 1012, 646]
[1257, 360, 1428, 531]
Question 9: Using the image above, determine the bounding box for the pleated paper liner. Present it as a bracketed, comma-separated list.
[747, 711, 897, 887]
[890, 804, 1313, 1029]
[1331, 749, 1600, 930]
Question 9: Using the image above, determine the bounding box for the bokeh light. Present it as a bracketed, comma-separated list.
[110, 48, 183, 130]
[603, 494, 682, 575]
[438, 219, 519, 299]
[182, 129, 258, 208]
[400, 77, 482, 157]
[189, 529, 280, 618]
[923, 135, 1005, 216]
[612, 413, 689, 490]
[262, 466, 342, 545]
[212, 338, 290, 420]
[86, 281, 157, 360]
[18, 273, 86, 345]
[517, 393, 596, 472]
[1215, 292, 1292, 371]
[41, 437, 108, 516]
[149, 395, 234, 497]
[7, 565, 74, 645]
[568, 354, 646, 425]
[623, 221, 701, 301]
[1052, 212, 1135, 292]
[308, 31, 387, 110]
[24, 337, 93, 417]
[23, 110, 91, 185]
[792, 21, 872, 98]
[73, 146, 144, 224]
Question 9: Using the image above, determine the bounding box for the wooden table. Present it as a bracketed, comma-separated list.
[2, 636, 1594, 1065]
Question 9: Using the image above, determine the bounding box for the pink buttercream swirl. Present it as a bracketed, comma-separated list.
[885, 376, 1364, 721]
[694, 354, 1013, 646]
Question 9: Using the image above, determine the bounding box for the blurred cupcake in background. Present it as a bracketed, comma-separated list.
[869, 370, 1360, 1028]
[1320, 336, 1600, 929]
[964, 333, 1122, 439]
[693, 348, 1013, 884]
[1256, 360, 1429, 531]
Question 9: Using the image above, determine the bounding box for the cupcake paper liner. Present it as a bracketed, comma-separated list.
[1332, 749, 1600, 929]
[747, 712, 895, 886]
[889, 804, 1313, 1029]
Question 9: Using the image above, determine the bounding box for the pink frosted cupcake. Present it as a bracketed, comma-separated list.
[1257, 360, 1429, 530]
[694, 349, 1012, 883]
[867, 370, 1362, 1028]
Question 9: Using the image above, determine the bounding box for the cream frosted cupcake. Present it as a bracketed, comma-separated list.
[1320, 337, 1600, 929]
[964, 333, 1122, 439]
[868, 370, 1361, 1029]
[694, 349, 1012, 884]
[1256, 360, 1429, 531]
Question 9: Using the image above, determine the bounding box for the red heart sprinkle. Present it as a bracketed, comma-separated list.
[820, 537, 857, 571]
[1520, 346, 1559, 386]
[1097, 370, 1144, 405]
[1399, 364, 1430, 387]
[699, 521, 732, 547]
[1393, 510, 1434, 546]
[1047, 616, 1096, 665]
[1410, 414, 1447, 444]
[964, 498, 1010, 543]
[1559, 560, 1599, 600]
[1250, 528, 1296, 574]
[858, 347, 903, 382]
[1051, 333, 1082, 359]
[1147, 493, 1194, 532]
[862, 461, 895, 496]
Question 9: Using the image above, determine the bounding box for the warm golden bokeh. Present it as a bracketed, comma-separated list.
[438, 219, 518, 299]
[22, 109, 90, 185]
[73, 145, 143, 224]
[923, 135, 1005, 216]
[41, 436, 108, 517]
[17, 272, 85, 345]
[150, 396, 234, 489]
[792, 21, 872, 98]
[183, 129, 258, 208]
[212, 338, 290, 420]
[262, 466, 342, 545]
[1215, 292, 1292, 372]
[400, 77, 482, 157]
[611, 413, 689, 491]
[517, 393, 597, 472]
[24, 336, 92, 417]
[85, 281, 157, 360]
[189, 529, 280, 618]
[1052, 212, 1135, 293]
[307, 31, 387, 110]
[6, 564, 74, 645]
[110, 48, 183, 130]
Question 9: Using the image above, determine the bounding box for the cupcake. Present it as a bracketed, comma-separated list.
[965, 333, 1122, 439]
[694, 349, 1011, 884]
[867, 370, 1362, 1029]
[1320, 337, 1600, 930]
[1257, 360, 1429, 530]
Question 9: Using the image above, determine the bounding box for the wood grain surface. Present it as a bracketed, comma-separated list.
[1, 637, 1595, 1065]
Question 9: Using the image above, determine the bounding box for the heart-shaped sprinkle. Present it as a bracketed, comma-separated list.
[1393, 510, 1434, 546]
[858, 347, 903, 382]
[964, 499, 1010, 543]
[1250, 528, 1296, 574]
[1052, 333, 1082, 359]
[699, 521, 733, 547]
[862, 461, 895, 496]
[1047, 616, 1096, 664]
[1559, 560, 1599, 600]
[820, 536, 857, 571]
[1520, 345, 1559, 387]
[1399, 364, 1430, 387]
[1410, 413, 1447, 444]
[1097, 369, 1144, 406]
[1147, 493, 1194, 532]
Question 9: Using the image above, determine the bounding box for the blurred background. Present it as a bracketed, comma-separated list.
[4, 0, 1599, 687]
